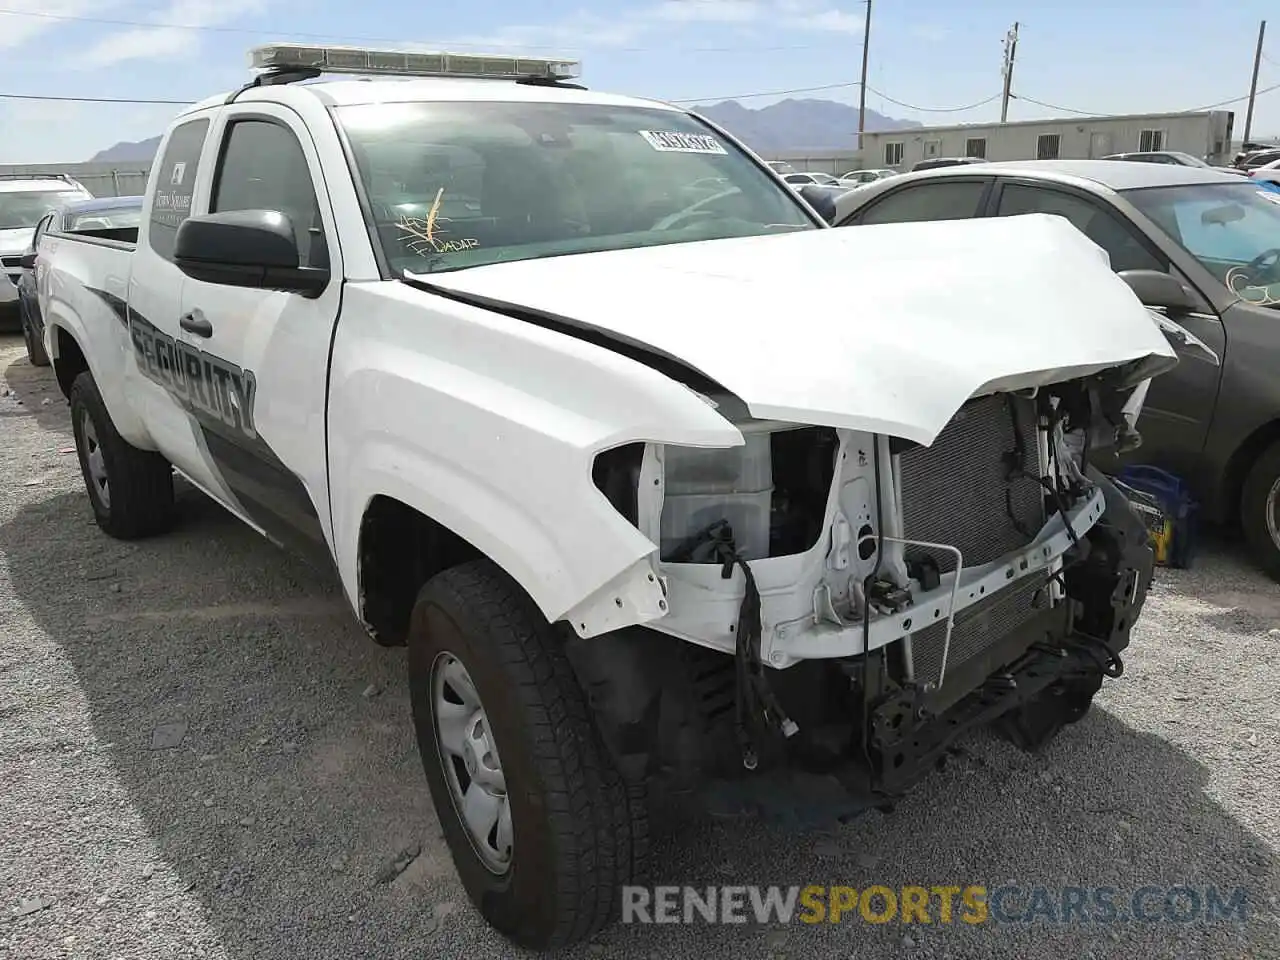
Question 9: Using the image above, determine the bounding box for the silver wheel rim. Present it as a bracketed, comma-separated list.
[1266, 477, 1280, 551]
[431, 652, 512, 874]
[81, 409, 110, 510]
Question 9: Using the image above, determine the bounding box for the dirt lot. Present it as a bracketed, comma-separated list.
[0, 334, 1277, 960]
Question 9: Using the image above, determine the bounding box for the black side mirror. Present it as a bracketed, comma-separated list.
[18, 253, 37, 270]
[798, 184, 838, 224]
[174, 209, 328, 298]
[1117, 269, 1197, 313]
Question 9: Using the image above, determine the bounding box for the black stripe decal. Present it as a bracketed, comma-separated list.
[85, 285, 129, 327]
[126, 307, 332, 571]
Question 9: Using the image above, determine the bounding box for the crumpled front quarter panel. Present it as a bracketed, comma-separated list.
[327, 281, 743, 632]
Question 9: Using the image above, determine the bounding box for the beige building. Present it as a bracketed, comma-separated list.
[858, 110, 1236, 172]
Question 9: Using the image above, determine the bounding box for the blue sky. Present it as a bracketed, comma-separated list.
[0, 0, 1277, 163]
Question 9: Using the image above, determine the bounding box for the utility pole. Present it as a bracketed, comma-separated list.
[1243, 20, 1267, 146]
[1000, 21, 1019, 123]
[857, 0, 872, 153]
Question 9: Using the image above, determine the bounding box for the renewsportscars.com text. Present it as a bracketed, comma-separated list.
[621, 884, 1250, 926]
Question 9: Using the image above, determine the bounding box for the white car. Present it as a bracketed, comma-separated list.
[0, 174, 92, 316]
[1249, 158, 1280, 186]
[38, 42, 1181, 951]
[839, 168, 898, 186]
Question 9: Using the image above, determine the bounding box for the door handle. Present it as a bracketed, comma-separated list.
[179, 309, 213, 338]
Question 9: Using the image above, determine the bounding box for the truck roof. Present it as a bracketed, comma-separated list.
[181, 76, 685, 118]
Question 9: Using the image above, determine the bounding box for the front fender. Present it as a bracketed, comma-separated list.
[328, 281, 746, 638]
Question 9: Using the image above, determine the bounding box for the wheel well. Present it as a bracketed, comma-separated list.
[357, 496, 483, 646]
[1220, 420, 1280, 528]
[51, 327, 89, 399]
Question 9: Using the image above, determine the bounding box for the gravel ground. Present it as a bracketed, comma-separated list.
[0, 334, 1276, 960]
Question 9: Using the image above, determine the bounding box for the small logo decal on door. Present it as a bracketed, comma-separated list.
[170, 162, 187, 186]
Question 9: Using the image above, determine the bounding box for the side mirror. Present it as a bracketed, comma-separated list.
[174, 209, 328, 298]
[798, 184, 838, 224]
[1117, 269, 1197, 313]
[18, 253, 37, 270]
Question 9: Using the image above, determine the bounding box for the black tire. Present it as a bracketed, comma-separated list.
[20, 302, 50, 367]
[69, 371, 176, 539]
[407, 559, 649, 950]
[1240, 440, 1280, 582]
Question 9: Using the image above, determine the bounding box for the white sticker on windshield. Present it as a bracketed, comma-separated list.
[639, 130, 728, 155]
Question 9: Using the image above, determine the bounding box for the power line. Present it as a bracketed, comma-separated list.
[0, 7, 836, 54]
[865, 85, 1000, 113]
[674, 81, 1001, 111]
[0, 92, 193, 104]
[1014, 80, 1280, 119]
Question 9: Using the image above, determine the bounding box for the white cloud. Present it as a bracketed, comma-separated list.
[82, 0, 263, 67]
[440, 0, 859, 55]
[0, 0, 110, 50]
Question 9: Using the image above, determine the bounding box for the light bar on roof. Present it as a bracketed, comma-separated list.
[248, 42, 581, 81]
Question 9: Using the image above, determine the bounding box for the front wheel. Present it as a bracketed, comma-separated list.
[1240, 440, 1280, 582]
[407, 560, 648, 950]
[69, 371, 176, 539]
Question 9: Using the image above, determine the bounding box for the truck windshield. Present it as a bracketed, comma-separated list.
[336, 100, 816, 275]
[1125, 181, 1280, 308]
[0, 190, 88, 230]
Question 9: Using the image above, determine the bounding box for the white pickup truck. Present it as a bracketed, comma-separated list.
[38, 43, 1186, 950]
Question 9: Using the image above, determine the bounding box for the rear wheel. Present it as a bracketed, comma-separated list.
[69, 371, 176, 539]
[1240, 440, 1280, 582]
[20, 301, 50, 367]
[407, 559, 648, 950]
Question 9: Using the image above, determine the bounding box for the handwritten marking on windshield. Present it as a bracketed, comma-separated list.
[396, 187, 480, 258]
[1225, 265, 1280, 306]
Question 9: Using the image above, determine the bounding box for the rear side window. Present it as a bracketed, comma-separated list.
[858, 181, 987, 224]
[149, 118, 210, 261]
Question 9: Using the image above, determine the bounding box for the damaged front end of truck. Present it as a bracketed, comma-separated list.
[572, 359, 1165, 816]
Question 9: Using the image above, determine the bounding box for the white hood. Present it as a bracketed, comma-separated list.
[422, 213, 1177, 446]
[0, 227, 35, 257]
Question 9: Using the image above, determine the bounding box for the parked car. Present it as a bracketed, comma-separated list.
[781, 171, 841, 186]
[833, 159, 1280, 579]
[839, 168, 898, 186]
[0, 173, 93, 328]
[1103, 150, 1247, 176]
[16, 195, 144, 366]
[1249, 158, 1280, 186]
[910, 156, 986, 172]
[1233, 146, 1280, 171]
[39, 44, 1178, 950]
[765, 160, 796, 175]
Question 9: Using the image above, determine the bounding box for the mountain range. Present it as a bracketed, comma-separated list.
[89, 97, 916, 162]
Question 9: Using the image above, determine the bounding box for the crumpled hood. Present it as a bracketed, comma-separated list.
[0, 227, 35, 257]
[420, 213, 1178, 445]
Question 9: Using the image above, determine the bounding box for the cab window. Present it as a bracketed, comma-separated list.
[855, 181, 987, 224]
[149, 118, 210, 261]
[211, 119, 328, 270]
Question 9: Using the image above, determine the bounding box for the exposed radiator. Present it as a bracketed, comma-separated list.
[897, 393, 1048, 689]
[910, 574, 1046, 688]
[899, 393, 1044, 573]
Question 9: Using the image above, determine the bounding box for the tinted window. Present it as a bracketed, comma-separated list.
[858, 181, 986, 224]
[212, 119, 327, 270]
[149, 118, 209, 261]
[996, 183, 1163, 273]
